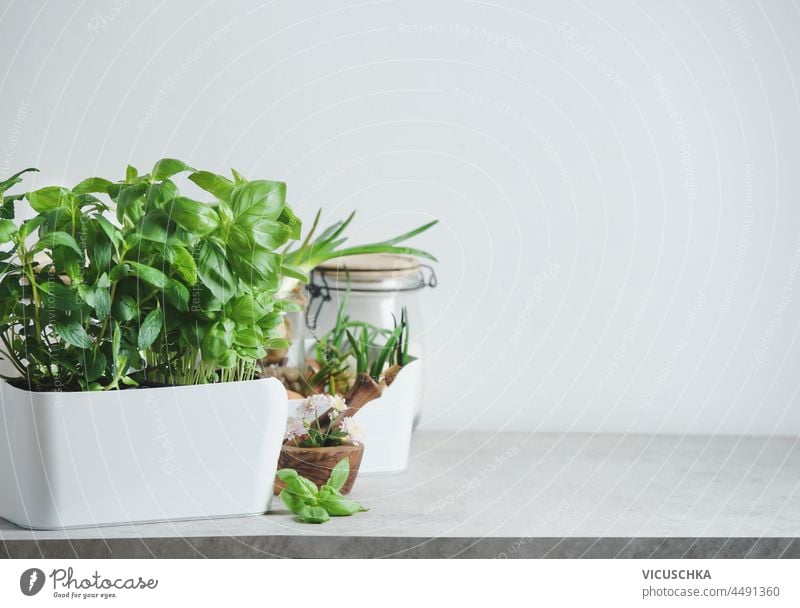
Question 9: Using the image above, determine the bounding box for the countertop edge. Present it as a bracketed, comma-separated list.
[2, 536, 798, 559]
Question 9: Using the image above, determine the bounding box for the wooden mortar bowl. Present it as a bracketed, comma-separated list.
[273, 442, 364, 495]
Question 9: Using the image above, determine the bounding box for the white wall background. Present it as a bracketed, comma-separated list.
[1, 0, 799, 436]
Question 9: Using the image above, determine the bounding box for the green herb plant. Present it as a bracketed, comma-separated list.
[279, 210, 438, 290]
[308, 297, 413, 395]
[277, 457, 367, 523]
[0, 160, 300, 391]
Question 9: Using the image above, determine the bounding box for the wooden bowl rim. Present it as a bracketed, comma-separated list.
[281, 441, 363, 454]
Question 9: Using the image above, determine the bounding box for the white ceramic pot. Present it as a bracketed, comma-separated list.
[357, 360, 421, 474]
[288, 360, 422, 474]
[0, 378, 287, 530]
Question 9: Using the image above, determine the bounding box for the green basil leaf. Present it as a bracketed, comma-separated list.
[278, 204, 302, 240]
[229, 249, 279, 289]
[228, 218, 291, 252]
[112, 294, 137, 321]
[72, 177, 112, 195]
[166, 197, 219, 235]
[89, 229, 112, 272]
[228, 294, 268, 324]
[190, 287, 223, 320]
[247, 218, 292, 250]
[139, 213, 170, 243]
[77, 283, 95, 307]
[216, 200, 233, 226]
[123, 231, 141, 251]
[326, 457, 350, 492]
[165, 246, 197, 284]
[0, 196, 16, 219]
[54, 320, 93, 349]
[51, 246, 82, 284]
[95, 215, 124, 251]
[27, 186, 74, 212]
[126, 261, 169, 289]
[75, 193, 105, 210]
[93, 286, 111, 320]
[140, 209, 193, 246]
[32, 231, 82, 255]
[165, 278, 189, 311]
[230, 168, 247, 185]
[0, 167, 38, 194]
[233, 326, 262, 348]
[38, 281, 78, 311]
[225, 225, 251, 254]
[125, 165, 138, 183]
[200, 319, 234, 363]
[137, 307, 163, 350]
[274, 299, 302, 313]
[257, 312, 283, 333]
[145, 180, 178, 210]
[40, 207, 79, 235]
[264, 337, 289, 350]
[188, 171, 234, 200]
[120, 375, 138, 387]
[112, 319, 121, 361]
[195, 241, 236, 303]
[152, 158, 194, 180]
[179, 321, 206, 350]
[18, 216, 45, 241]
[234, 344, 266, 360]
[297, 473, 318, 496]
[317, 494, 366, 516]
[108, 263, 130, 282]
[0, 219, 17, 242]
[115, 183, 148, 223]
[230, 180, 285, 222]
[276, 469, 317, 501]
[278, 489, 308, 515]
[83, 349, 106, 382]
[296, 505, 330, 524]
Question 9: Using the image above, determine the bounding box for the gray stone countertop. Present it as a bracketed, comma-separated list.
[1, 432, 798, 558]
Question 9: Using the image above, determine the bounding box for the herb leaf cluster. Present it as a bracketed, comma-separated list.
[0, 160, 300, 391]
[277, 458, 367, 523]
[309, 296, 413, 395]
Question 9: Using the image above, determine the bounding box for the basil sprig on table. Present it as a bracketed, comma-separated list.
[277, 458, 367, 523]
[0, 159, 301, 391]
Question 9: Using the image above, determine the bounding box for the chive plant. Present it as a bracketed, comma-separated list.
[309, 298, 414, 396]
[279, 209, 438, 291]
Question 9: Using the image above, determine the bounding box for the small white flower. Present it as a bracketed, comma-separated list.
[311, 393, 331, 410]
[284, 416, 306, 441]
[339, 416, 363, 445]
[330, 395, 347, 413]
[299, 394, 326, 421]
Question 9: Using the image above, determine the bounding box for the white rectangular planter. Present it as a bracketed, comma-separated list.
[289, 360, 422, 474]
[0, 377, 288, 530]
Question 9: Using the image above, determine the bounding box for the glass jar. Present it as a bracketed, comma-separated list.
[304, 254, 436, 426]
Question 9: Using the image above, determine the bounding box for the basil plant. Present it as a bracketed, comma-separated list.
[0, 160, 301, 391]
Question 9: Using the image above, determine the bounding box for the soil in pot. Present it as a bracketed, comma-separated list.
[274, 442, 364, 495]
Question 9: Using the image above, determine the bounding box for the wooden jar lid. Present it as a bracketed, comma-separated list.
[316, 253, 422, 285]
